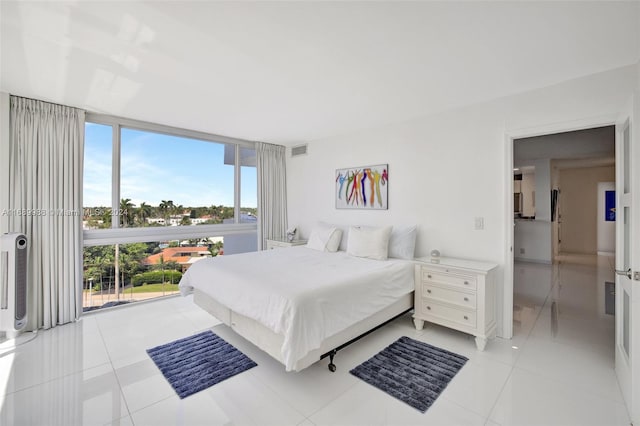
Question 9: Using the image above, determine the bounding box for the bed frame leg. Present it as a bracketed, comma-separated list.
[328, 350, 337, 372]
[319, 307, 413, 374]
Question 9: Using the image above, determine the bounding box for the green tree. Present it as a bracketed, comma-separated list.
[83, 244, 115, 292]
[120, 198, 135, 227]
[100, 207, 112, 228]
[137, 202, 152, 226]
[209, 241, 223, 257]
[165, 260, 181, 272]
[159, 200, 174, 226]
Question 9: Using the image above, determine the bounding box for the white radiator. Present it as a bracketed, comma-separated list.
[0, 233, 28, 338]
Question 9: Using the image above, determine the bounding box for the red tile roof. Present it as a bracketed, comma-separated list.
[142, 246, 211, 266]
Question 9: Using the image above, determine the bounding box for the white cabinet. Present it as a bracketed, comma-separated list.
[265, 238, 308, 250]
[413, 257, 498, 350]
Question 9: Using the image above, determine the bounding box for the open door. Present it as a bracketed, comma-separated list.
[614, 93, 640, 423]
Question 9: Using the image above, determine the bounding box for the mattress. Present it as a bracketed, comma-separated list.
[179, 246, 415, 371]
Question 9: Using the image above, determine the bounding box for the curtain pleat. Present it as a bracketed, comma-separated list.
[256, 142, 288, 250]
[9, 96, 84, 330]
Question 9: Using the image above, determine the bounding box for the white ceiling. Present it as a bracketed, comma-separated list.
[1, 1, 639, 144]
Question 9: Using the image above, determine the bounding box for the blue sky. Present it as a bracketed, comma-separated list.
[84, 123, 257, 209]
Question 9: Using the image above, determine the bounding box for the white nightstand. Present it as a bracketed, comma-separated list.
[266, 238, 308, 250]
[413, 256, 498, 351]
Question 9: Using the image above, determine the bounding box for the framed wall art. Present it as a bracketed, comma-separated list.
[335, 164, 388, 210]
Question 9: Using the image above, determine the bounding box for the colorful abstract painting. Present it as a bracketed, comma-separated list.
[335, 164, 388, 209]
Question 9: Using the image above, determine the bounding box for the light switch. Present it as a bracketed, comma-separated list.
[474, 217, 484, 230]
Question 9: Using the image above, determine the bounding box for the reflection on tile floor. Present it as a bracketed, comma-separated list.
[0, 254, 630, 425]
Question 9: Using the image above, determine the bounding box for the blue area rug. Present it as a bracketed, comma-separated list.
[350, 336, 468, 412]
[147, 330, 257, 399]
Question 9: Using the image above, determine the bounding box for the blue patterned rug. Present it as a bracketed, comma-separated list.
[147, 330, 257, 399]
[350, 336, 468, 412]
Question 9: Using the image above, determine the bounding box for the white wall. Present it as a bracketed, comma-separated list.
[597, 182, 616, 255]
[287, 64, 638, 337]
[533, 160, 551, 222]
[521, 171, 535, 217]
[288, 100, 507, 261]
[514, 159, 552, 263]
[559, 166, 615, 254]
[514, 220, 552, 264]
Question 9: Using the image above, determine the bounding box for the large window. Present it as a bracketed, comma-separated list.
[83, 115, 257, 311]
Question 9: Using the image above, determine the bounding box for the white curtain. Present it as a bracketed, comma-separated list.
[9, 96, 84, 330]
[256, 142, 288, 250]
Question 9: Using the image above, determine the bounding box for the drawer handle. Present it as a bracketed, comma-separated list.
[427, 289, 432, 294]
[463, 315, 468, 320]
[463, 297, 469, 302]
[426, 306, 431, 310]
[464, 281, 469, 285]
[427, 274, 432, 279]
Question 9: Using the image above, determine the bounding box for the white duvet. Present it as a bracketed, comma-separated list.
[179, 247, 414, 371]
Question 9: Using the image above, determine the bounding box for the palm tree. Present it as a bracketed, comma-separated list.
[120, 198, 135, 227]
[137, 202, 152, 226]
[159, 200, 174, 226]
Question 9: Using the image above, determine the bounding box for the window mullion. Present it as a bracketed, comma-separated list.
[234, 144, 241, 223]
[112, 124, 121, 229]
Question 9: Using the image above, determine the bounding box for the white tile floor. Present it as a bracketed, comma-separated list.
[0, 255, 631, 425]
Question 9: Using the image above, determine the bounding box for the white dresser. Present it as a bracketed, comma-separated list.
[413, 257, 498, 350]
[265, 238, 308, 250]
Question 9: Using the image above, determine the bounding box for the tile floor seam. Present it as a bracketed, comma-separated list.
[482, 262, 557, 425]
[509, 362, 624, 405]
[242, 369, 309, 421]
[0, 360, 114, 398]
[128, 394, 175, 419]
[95, 312, 134, 420]
[304, 379, 361, 420]
[246, 361, 349, 420]
[440, 390, 495, 421]
[481, 362, 516, 425]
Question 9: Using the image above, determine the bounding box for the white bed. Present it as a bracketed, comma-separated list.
[179, 246, 415, 372]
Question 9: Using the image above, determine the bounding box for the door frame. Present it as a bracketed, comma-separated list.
[613, 91, 640, 423]
[501, 114, 618, 339]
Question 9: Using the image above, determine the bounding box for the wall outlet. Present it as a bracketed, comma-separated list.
[520, 248, 525, 254]
[474, 217, 484, 230]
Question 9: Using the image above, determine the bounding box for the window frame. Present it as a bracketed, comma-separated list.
[83, 113, 258, 246]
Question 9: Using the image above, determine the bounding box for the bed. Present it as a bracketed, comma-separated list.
[178, 245, 415, 372]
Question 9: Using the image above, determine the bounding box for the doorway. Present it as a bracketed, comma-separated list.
[512, 126, 615, 266]
[510, 125, 617, 377]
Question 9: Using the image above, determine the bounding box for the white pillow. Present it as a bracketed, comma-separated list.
[306, 222, 343, 252]
[347, 226, 392, 260]
[388, 225, 417, 259]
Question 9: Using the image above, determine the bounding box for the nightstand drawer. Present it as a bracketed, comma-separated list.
[421, 300, 477, 328]
[422, 284, 476, 309]
[422, 270, 477, 290]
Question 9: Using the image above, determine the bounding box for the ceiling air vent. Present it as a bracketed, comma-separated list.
[291, 144, 308, 157]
